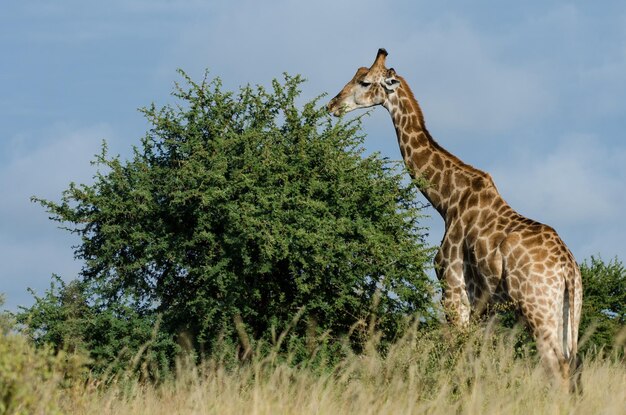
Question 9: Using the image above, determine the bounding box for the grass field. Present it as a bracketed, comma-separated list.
[5, 322, 624, 415]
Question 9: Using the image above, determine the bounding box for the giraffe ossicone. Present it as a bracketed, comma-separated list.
[328, 48, 582, 388]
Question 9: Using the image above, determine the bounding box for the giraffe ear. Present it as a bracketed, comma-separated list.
[384, 68, 400, 91]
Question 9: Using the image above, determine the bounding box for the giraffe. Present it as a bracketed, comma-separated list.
[327, 48, 582, 388]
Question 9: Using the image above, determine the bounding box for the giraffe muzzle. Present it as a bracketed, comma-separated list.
[326, 97, 344, 117]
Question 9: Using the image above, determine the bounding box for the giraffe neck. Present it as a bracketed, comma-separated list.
[383, 80, 478, 217]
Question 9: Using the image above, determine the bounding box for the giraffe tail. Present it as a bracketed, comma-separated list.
[562, 279, 572, 361]
[563, 266, 582, 392]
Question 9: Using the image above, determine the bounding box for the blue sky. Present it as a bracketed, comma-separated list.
[2, 1, 626, 310]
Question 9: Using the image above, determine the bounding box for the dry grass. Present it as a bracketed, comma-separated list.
[48, 324, 626, 415]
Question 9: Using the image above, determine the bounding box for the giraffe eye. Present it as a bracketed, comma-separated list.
[359, 81, 372, 87]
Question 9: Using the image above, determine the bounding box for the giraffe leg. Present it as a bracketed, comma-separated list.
[534, 328, 572, 394]
[472, 247, 504, 316]
[502, 231, 576, 391]
[435, 239, 470, 327]
[517, 292, 571, 389]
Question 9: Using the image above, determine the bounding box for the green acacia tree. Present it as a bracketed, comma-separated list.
[579, 256, 625, 356]
[24, 72, 435, 368]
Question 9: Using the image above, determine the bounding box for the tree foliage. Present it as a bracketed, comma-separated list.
[22, 72, 435, 370]
[579, 256, 626, 356]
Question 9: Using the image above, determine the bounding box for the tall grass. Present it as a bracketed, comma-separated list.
[15, 320, 614, 415]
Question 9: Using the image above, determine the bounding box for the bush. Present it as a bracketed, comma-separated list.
[0, 333, 61, 415]
[0, 295, 14, 337]
[579, 256, 626, 356]
[23, 71, 436, 372]
[0, 295, 86, 415]
[18, 277, 178, 377]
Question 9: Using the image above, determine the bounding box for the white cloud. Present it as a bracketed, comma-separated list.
[490, 134, 626, 260]
[0, 123, 110, 310]
[493, 134, 625, 223]
[1, 123, 109, 216]
[152, 4, 556, 147]
[579, 47, 626, 118]
[155, 0, 373, 89]
[578, 225, 626, 261]
[391, 17, 554, 137]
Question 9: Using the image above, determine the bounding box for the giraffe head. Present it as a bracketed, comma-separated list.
[327, 48, 401, 116]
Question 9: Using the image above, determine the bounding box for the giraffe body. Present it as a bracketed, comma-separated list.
[327, 49, 582, 386]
